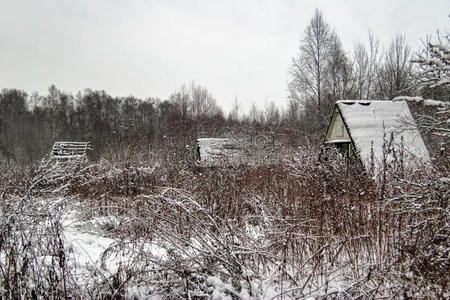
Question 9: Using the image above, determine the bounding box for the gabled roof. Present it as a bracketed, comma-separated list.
[327, 100, 430, 170]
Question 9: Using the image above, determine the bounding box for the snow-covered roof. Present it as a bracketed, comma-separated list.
[51, 141, 91, 160]
[332, 100, 430, 170]
[197, 138, 244, 166]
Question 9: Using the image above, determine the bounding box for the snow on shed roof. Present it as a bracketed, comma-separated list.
[51, 141, 91, 160]
[335, 100, 430, 169]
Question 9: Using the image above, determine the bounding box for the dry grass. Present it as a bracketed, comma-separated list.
[1, 147, 448, 298]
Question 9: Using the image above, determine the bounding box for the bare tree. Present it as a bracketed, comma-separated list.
[169, 84, 190, 121]
[353, 42, 368, 99]
[264, 101, 281, 125]
[376, 34, 414, 99]
[247, 102, 263, 124]
[353, 33, 382, 100]
[288, 8, 334, 117]
[366, 32, 381, 99]
[227, 97, 240, 123]
[189, 82, 222, 118]
[327, 34, 355, 101]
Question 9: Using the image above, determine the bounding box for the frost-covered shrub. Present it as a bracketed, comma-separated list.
[385, 168, 449, 298]
[1, 143, 447, 299]
[66, 148, 388, 298]
[0, 196, 75, 299]
[0, 159, 29, 196]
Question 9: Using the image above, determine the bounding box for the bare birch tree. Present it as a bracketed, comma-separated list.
[288, 9, 333, 117]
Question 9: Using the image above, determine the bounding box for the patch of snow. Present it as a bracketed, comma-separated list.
[62, 214, 117, 281]
[206, 276, 236, 300]
[439, 177, 450, 184]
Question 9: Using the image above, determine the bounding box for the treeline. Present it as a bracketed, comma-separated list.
[0, 82, 305, 166]
[1, 10, 448, 166]
[0, 83, 223, 165]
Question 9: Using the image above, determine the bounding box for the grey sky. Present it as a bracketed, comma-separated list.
[0, 0, 448, 112]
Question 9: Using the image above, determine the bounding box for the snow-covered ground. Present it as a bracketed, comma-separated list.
[60, 207, 286, 299]
[57, 204, 379, 299]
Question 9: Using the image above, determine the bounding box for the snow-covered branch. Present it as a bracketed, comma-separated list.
[393, 96, 450, 108]
[412, 41, 450, 88]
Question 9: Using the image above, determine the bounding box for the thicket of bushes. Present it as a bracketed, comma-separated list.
[1, 147, 448, 299]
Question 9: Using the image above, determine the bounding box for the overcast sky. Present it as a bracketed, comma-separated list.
[0, 0, 448, 112]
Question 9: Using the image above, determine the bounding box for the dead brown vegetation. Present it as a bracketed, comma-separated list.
[1, 147, 448, 298]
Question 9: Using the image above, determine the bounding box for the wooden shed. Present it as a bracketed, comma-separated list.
[50, 141, 91, 161]
[196, 138, 244, 166]
[325, 100, 430, 172]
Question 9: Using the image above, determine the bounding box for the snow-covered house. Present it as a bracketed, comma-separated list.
[325, 100, 430, 172]
[196, 138, 244, 166]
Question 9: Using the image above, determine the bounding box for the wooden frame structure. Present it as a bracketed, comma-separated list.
[50, 141, 91, 160]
